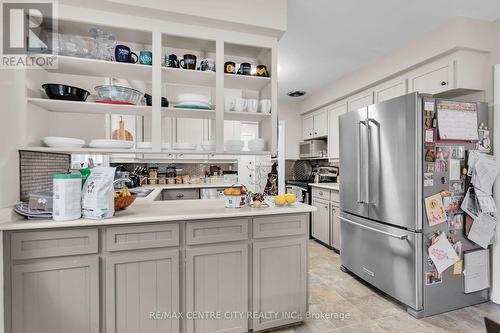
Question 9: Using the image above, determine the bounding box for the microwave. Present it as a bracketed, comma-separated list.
[299, 140, 327, 159]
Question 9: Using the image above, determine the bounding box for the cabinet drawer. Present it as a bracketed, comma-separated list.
[162, 189, 199, 200]
[312, 187, 330, 200]
[253, 214, 308, 238]
[331, 190, 340, 203]
[186, 218, 249, 245]
[106, 224, 179, 251]
[11, 229, 98, 260]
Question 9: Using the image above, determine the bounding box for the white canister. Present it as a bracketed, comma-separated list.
[53, 173, 82, 221]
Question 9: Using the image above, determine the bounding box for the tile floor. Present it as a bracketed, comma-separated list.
[273, 240, 500, 333]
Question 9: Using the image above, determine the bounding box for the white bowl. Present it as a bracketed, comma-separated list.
[43, 137, 85, 148]
[201, 140, 216, 151]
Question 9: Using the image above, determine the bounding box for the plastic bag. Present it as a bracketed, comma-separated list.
[82, 166, 116, 219]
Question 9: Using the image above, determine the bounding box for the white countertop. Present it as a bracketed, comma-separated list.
[309, 183, 340, 191]
[0, 199, 316, 231]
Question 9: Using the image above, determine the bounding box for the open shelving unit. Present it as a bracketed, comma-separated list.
[22, 14, 278, 158]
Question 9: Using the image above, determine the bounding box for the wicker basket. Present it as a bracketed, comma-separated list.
[114, 193, 137, 211]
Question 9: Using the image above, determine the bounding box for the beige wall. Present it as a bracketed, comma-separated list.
[278, 100, 302, 160]
[300, 17, 497, 113]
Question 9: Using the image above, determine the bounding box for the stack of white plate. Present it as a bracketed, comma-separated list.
[248, 138, 267, 152]
[224, 140, 244, 151]
[136, 142, 171, 149]
[201, 140, 216, 151]
[175, 93, 212, 109]
[173, 142, 198, 150]
[43, 137, 85, 148]
[88, 139, 134, 149]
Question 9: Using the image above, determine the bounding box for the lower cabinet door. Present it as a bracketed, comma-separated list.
[252, 238, 307, 331]
[311, 198, 330, 245]
[11, 257, 100, 333]
[331, 204, 341, 250]
[186, 244, 248, 333]
[106, 250, 180, 333]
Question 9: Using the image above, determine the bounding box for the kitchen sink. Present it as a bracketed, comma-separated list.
[129, 188, 154, 197]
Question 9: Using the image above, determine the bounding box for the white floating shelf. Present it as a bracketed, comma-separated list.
[21, 147, 271, 156]
[162, 67, 215, 87]
[224, 74, 271, 91]
[224, 111, 271, 122]
[163, 107, 215, 119]
[41, 55, 152, 81]
[28, 98, 151, 116]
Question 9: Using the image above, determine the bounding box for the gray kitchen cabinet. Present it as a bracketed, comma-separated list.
[186, 244, 248, 333]
[252, 238, 307, 331]
[373, 76, 408, 103]
[302, 114, 314, 140]
[106, 250, 180, 333]
[408, 59, 454, 95]
[331, 203, 341, 251]
[347, 90, 374, 112]
[327, 101, 347, 160]
[11, 257, 99, 333]
[302, 109, 327, 140]
[311, 198, 330, 245]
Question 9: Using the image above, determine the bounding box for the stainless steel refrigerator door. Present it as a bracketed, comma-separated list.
[339, 107, 369, 218]
[367, 93, 422, 230]
[340, 212, 423, 311]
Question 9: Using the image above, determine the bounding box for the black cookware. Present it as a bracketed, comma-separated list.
[42, 84, 90, 102]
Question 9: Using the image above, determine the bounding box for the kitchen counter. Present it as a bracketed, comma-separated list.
[0, 199, 316, 230]
[309, 182, 340, 191]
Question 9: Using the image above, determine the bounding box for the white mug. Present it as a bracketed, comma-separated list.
[259, 99, 271, 113]
[234, 98, 247, 112]
[224, 97, 235, 111]
[247, 99, 259, 113]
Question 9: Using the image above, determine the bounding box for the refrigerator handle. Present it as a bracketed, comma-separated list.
[339, 216, 409, 240]
[366, 118, 380, 205]
[357, 120, 366, 203]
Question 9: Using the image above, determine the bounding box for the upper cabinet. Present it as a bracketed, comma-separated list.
[407, 59, 453, 95]
[327, 101, 347, 160]
[301, 108, 327, 141]
[373, 77, 408, 104]
[347, 90, 374, 112]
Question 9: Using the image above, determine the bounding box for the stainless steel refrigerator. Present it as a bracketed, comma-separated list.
[339, 92, 489, 318]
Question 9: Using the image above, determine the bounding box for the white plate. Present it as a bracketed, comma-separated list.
[177, 93, 210, 104]
[225, 146, 244, 151]
[89, 139, 134, 149]
[43, 137, 85, 148]
[136, 142, 170, 149]
[175, 101, 212, 109]
[173, 143, 198, 150]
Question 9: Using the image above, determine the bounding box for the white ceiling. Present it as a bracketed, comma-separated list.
[278, 0, 500, 101]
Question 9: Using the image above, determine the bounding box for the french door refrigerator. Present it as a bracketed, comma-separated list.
[339, 92, 489, 318]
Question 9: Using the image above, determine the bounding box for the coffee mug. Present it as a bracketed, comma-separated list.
[139, 51, 152, 65]
[224, 61, 236, 74]
[115, 45, 138, 63]
[165, 54, 179, 68]
[224, 97, 236, 111]
[247, 99, 259, 113]
[234, 98, 247, 112]
[259, 99, 271, 113]
[180, 54, 197, 70]
[256, 64, 269, 77]
[237, 62, 251, 75]
[199, 58, 215, 71]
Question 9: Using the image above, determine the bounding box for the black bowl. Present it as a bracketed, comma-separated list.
[42, 84, 90, 102]
[144, 93, 168, 107]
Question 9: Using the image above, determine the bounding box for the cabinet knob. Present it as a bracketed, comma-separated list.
[309, 133, 312, 136]
[319, 191, 323, 195]
[314, 131, 317, 134]
[441, 81, 447, 86]
[176, 193, 184, 198]
[325, 205, 328, 209]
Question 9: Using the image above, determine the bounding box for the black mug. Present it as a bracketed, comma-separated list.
[224, 61, 236, 74]
[256, 64, 269, 77]
[237, 62, 251, 75]
[166, 54, 179, 68]
[115, 45, 138, 63]
[180, 54, 197, 70]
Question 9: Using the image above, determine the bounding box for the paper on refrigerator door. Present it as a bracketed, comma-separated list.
[468, 214, 497, 249]
[449, 159, 461, 181]
[473, 155, 500, 195]
[428, 233, 460, 274]
[464, 249, 490, 293]
[436, 101, 478, 141]
[425, 194, 447, 226]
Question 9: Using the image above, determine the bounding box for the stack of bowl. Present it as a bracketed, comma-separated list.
[248, 139, 267, 152]
[224, 140, 244, 151]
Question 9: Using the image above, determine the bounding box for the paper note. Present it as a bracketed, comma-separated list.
[473, 154, 500, 195]
[476, 190, 497, 213]
[453, 259, 463, 275]
[468, 214, 496, 249]
[449, 159, 461, 181]
[425, 194, 447, 226]
[436, 101, 478, 140]
[464, 249, 490, 293]
[428, 233, 460, 274]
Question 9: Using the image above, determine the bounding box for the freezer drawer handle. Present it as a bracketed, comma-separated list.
[339, 216, 408, 240]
